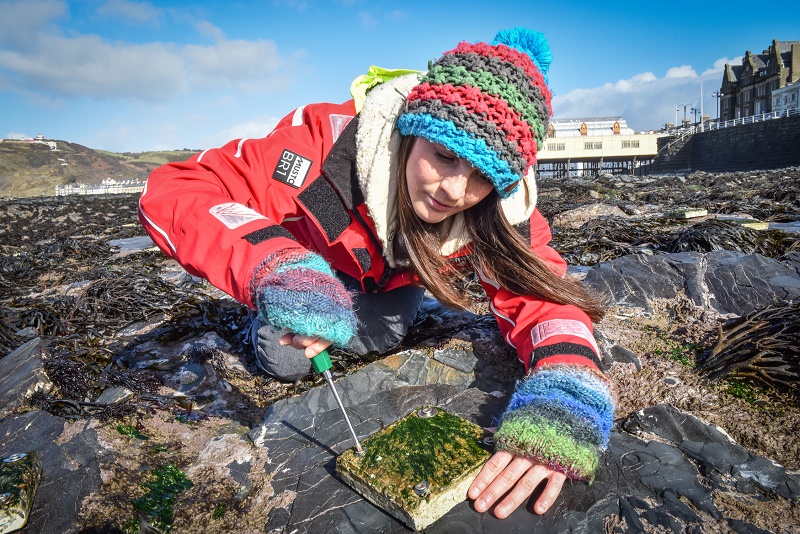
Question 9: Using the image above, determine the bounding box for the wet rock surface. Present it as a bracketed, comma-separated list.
[583, 250, 800, 316]
[1, 167, 799, 533]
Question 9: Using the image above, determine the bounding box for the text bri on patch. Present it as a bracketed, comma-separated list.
[273, 149, 312, 188]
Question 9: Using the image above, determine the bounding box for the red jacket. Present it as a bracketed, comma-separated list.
[139, 77, 600, 374]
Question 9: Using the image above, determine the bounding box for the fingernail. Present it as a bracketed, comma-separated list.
[497, 505, 508, 516]
[476, 498, 486, 510]
[537, 501, 549, 513]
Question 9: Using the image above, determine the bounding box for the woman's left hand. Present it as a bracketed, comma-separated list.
[278, 332, 333, 359]
[468, 451, 566, 518]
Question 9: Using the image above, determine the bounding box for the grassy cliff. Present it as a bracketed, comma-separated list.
[0, 140, 198, 198]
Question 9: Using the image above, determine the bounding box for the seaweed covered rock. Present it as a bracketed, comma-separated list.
[667, 219, 785, 256]
[697, 300, 800, 393]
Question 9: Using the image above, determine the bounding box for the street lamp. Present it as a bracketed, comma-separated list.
[712, 91, 724, 119]
[676, 104, 693, 126]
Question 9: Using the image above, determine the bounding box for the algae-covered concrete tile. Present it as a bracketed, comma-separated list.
[667, 207, 708, 219]
[0, 451, 41, 534]
[336, 406, 491, 531]
[728, 218, 769, 230]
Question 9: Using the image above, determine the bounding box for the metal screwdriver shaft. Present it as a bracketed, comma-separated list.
[311, 349, 363, 454]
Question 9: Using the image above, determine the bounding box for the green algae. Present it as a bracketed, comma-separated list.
[116, 424, 149, 440]
[338, 407, 491, 510]
[128, 464, 193, 533]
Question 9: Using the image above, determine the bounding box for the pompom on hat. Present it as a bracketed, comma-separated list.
[396, 28, 553, 199]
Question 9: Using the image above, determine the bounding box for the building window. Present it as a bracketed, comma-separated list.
[757, 85, 767, 97]
[584, 142, 602, 150]
[622, 140, 640, 148]
[547, 142, 565, 151]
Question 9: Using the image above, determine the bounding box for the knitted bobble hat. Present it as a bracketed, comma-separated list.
[396, 28, 553, 199]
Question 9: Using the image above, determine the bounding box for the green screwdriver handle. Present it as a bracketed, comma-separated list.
[310, 348, 333, 374]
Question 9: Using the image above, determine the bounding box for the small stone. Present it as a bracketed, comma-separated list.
[95, 386, 134, 405]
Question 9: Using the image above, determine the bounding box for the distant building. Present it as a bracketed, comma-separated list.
[55, 178, 146, 196]
[772, 82, 800, 114]
[536, 117, 664, 177]
[720, 39, 800, 120]
[546, 117, 636, 137]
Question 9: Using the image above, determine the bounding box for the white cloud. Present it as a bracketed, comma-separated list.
[703, 56, 741, 76]
[0, 35, 187, 100]
[553, 61, 732, 131]
[195, 20, 226, 42]
[211, 117, 281, 146]
[665, 65, 697, 78]
[0, 5, 298, 101]
[97, 0, 162, 25]
[0, 0, 65, 50]
[4, 132, 32, 140]
[184, 38, 292, 93]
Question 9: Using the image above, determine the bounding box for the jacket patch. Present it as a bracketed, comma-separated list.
[273, 149, 312, 188]
[352, 247, 371, 273]
[297, 177, 351, 243]
[530, 342, 602, 369]
[330, 114, 354, 143]
[210, 202, 268, 229]
[243, 225, 297, 245]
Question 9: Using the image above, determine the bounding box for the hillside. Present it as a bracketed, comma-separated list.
[0, 140, 198, 197]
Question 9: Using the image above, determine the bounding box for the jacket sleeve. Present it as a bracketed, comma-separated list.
[478, 209, 601, 373]
[138, 102, 355, 308]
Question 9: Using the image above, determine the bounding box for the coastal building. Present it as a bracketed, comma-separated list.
[719, 39, 800, 120]
[55, 178, 146, 196]
[535, 117, 664, 178]
[772, 82, 799, 114]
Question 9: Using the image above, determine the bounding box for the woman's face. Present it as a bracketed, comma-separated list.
[405, 137, 494, 224]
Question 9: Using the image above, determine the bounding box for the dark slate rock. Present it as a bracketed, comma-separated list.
[584, 250, 800, 315]
[433, 347, 479, 374]
[625, 404, 800, 502]
[248, 348, 794, 533]
[0, 410, 108, 534]
[0, 337, 52, 418]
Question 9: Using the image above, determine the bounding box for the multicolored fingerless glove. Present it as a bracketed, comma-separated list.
[250, 249, 357, 347]
[493, 364, 615, 481]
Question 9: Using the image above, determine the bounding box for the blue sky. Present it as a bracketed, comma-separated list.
[1, 0, 798, 153]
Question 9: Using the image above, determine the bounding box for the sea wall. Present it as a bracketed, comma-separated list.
[651, 113, 800, 173]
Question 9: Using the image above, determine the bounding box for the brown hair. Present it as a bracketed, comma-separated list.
[396, 135, 605, 322]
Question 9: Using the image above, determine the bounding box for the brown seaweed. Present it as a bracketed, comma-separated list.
[697, 300, 800, 393]
[666, 219, 785, 256]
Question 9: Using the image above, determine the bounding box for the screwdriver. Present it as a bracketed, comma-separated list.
[310, 349, 364, 455]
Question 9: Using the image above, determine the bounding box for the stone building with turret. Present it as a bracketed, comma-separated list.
[719, 39, 800, 120]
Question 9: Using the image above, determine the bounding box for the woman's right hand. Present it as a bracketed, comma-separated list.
[279, 332, 334, 359]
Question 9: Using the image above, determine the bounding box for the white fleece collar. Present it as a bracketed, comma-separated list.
[355, 74, 538, 264]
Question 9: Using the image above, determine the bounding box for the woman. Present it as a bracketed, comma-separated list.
[139, 28, 615, 519]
